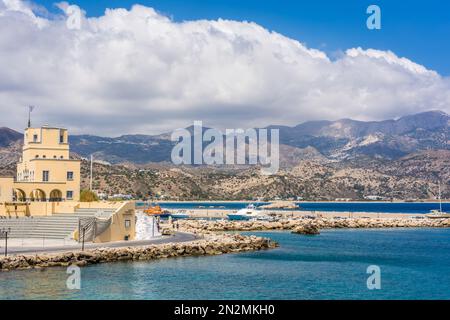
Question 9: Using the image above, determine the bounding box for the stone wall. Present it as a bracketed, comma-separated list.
[0, 233, 277, 271]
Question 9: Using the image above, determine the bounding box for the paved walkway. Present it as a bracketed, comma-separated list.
[1, 232, 198, 256]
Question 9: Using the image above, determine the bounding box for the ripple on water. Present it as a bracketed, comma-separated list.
[1, 228, 450, 300]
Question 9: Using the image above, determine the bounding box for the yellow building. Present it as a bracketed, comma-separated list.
[0, 124, 136, 242]
[0, 125, 81, 203]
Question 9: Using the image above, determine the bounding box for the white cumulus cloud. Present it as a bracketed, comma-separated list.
[0, 0, 449, 136]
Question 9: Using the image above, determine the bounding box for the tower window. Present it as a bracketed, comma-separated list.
[42, 171, 49, 182]
[67, 171, 74, 181]
[33, 134, 38, 142]
[60, 135, 64, 143]
[66, 191, 73, 200]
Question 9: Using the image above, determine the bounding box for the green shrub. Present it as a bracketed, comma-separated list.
[80, 190, 99, 202]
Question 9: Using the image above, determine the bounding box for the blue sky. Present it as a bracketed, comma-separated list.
[34, 0, 450, 75]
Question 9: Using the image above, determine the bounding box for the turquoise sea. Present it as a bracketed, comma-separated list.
[1, 228, 450, 300]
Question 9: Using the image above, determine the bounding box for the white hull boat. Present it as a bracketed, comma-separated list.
[425, 182, 449, 219]
[227, 204, 269, 221]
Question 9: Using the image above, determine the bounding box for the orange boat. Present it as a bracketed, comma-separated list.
[144, 205, 171, 217]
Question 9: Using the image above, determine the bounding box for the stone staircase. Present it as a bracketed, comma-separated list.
[0, 208, 116, 239]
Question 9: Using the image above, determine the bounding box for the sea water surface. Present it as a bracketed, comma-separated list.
[138, 201, 450, 214]
[1, 228, 450, 300]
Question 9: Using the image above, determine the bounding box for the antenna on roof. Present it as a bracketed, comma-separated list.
[27, 106, 35, 128]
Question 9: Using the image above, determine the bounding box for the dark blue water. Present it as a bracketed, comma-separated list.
[1, 229, 450, 300]
[137, 201, 450, 214]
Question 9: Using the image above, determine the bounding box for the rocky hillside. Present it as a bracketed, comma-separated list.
[1, 111, 448, 200]
[1, 150, 447, 200]
[73, 149, 448, 201]
[0, 127, 21, 148]
[273, 110, 449, 160]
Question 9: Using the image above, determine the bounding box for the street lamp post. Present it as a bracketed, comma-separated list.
[152, 217, 155, 238]
[82, 227, 86, 251]
[1, 228, 11, 257]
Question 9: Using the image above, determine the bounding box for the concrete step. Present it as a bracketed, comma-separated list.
[9, 232, 74, 237]
[8, 235, 73, 239]
[1, 217, 79, 240]
[13, 229, 75, 234]
[0, 209, 115, 240]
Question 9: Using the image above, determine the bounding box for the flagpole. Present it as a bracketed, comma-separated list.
[28, 106, 35, 128]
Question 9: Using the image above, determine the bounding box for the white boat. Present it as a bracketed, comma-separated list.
[425, 182, 450, 219]
[171, 210, 191, 219]
[227, 204, 266, 221]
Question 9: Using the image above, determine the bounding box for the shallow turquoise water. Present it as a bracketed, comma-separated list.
[1, 228, 450, 300]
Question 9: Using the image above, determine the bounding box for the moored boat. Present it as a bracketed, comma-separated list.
[425, 210, 450, 219]
[144, 205, 171, 218]
[227, 204, 269, 221]
[171, 210, 191, 219]
[425, 182, 449, 219]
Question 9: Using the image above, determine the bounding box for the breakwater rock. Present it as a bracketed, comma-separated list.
[292, 224, 320, 235]
[260, 201, 299, 210]
[0, 234, 278, 272]
[172, 217, 450, 233]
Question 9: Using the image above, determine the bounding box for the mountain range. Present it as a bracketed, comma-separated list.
[1, 110, 448, 166]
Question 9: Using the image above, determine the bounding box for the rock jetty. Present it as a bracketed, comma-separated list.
[260, 201, 299, 210]
[173, 217, 450, 233]
[0, 233, 278, 272]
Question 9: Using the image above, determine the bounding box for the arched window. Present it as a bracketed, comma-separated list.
[49, 189, 63, 202]
[30, 189, 46, 202]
